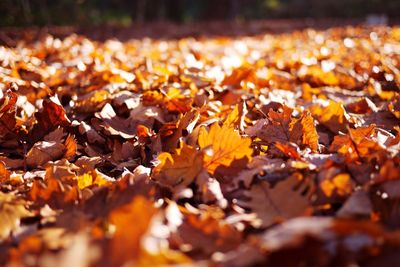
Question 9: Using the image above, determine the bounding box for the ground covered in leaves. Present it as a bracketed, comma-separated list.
[0, 26, 400, 267]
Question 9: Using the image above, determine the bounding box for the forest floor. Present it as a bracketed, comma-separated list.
[0, 22, 400, 267]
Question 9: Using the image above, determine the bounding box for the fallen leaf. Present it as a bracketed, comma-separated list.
[108, 196, 158, 266]
[237, 174, 312, 228]
[0, 192, 33, 241]
[311, 100, 349, 133]
[198, 123, 253, 174]
[153, 143, 203, 187]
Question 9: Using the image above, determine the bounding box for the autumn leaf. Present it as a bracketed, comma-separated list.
[257, 106, 319, 152]
[153, 143, 204, 187]
[160, 109, 200, 152]
[108, 196, 158, 266]
[0, 161, 11, 182]
[223, 101, 247, 131]
[222, 66, 257, 88]
[75, 171, 111, 189]
[1, 24, 400, 267]
[29, 97, 70, 143]
[29, 178, 80, 208]
[198, 123, 253, 174]
[26, 141, 66, 167]
[0, 90, 18, 138]
[300, 111, 319, 152]
[330, 125, 385, 162]
[320, 173, 354, 198]
[26, 130, 77, 168]
[388, 95, 400, 119]
[310, 100, 349, 133]
[237, 174, 312, 228]
[176, 207, 242, 256]
[0, 90, 18, 114]
[0, 192, 33, 241]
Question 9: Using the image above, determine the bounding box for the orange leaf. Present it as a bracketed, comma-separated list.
[320, 173, 353, 197]
[300, 111, 319, 152]
[310, 100, 348, 133]
[258, 106, 319, 151]
[153, 143, 203, 187]
[108, 196, 158, 266]
[198, 123, 253, 174]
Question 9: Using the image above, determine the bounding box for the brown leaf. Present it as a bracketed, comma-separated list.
[29, 97, 70, 143]
[175, 207, 242, 256]
[258, 106, 319, 151]
[330, 125, 386, 162]
[0, 90, 18, 138]
[237, 174, 312, 228]
[26, 141, 66, 167]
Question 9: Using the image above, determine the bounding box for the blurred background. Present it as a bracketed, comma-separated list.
[1, 0, 399, 27]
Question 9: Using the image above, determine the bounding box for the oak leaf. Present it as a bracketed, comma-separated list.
[237, 175, 312, 228]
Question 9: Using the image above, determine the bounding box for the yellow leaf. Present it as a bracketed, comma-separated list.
[223, 102, 247, 131]
[76, 171, 111, 189]
[320, 173, 353, 197]
[0, 192, 33, 241]
[198, 123, 253, 174]
[311, 100, 348, 133]
[153, 143, 203, 187]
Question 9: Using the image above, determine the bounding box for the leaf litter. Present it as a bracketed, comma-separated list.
[0, 26, 400, 266]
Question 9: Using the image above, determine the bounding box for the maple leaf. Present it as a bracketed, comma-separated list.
[257, 106, 319, 152]
[223, 102, 247, 131]
[222, 66, 258, 88]
[153, 143, 204, 187]
[0, 192, 33, 241]
[300, 111, 319, 152]
[198, 123, 253, 174]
